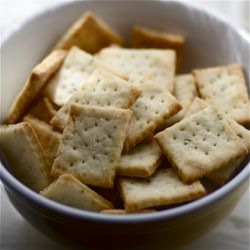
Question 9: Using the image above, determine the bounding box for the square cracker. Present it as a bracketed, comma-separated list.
[52, 104, 132, 188]
[158, 74, 197, 130]
[117, 141, 162, 178]
[4, 50, 67, 124]
[119, 168, 206, 212]
[28, 97, 57, 123]
[41, 174, 113, 211]
[184, 98, 250, 184]
[54, 12, 123, 53]
[97, 48, 176, 92]
[0, 122, 52, 191]
[124, 83, 181, 151]
[131, 25, 184, 70]
[155, 107, 248, 183]
[193, 64, 250, 124]
[50, 68, 141, 131]
[23, 115, 61, 167]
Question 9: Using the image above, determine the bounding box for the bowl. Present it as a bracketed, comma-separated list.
[1, 1, 249, 249]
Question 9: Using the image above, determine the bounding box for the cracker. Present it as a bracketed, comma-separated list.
[50, 68, 141, 130]
[52, 104, 132, 188]
[28, 97, 57, 123]
[193, 64, 250, 124]
[4, 50, 67, 124]
[23, 115, 61, 167]
[184, 98, 250, 184]
[97, 48, 176, 92]
[100, 209, 155, 214]
[55, 12, 123, 53]
[117, 141, 162, 177]
[155, 107, 248, 183]
[131, 25, 184, 70]
[124, 84, 181, 151]
[158, 74, 197, 129]
[41, 174, 113, 211]
[0, 122, 52, 191]
[119, 168, 206, 212]
[184, 98, 250, 149]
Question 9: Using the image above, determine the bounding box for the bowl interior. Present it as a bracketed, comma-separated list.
[1, 0, 249, 220]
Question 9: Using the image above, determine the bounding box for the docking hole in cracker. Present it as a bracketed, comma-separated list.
[1, 11, 249, 214]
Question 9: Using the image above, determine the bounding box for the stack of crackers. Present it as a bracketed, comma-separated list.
[1, 12, 249, 214]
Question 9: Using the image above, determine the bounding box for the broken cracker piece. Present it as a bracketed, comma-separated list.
[4, 50, 66, 124]
[41, 174, 113, 211]
[55, 12, 123, 53]
[97, 47, 176, 92]
[193, 64, 250, 125]
[155, 107, 248, 183]
[50, 68, 141, 130]
[117, 141, 162, 177]
[119, 168, 206, 212]
[0, 122, 52, 191]
[52, 104, 132, 188]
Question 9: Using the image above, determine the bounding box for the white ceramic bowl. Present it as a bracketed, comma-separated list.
[1, 1, 249, 249]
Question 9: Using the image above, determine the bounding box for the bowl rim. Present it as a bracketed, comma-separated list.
[0, 0, 249, 224]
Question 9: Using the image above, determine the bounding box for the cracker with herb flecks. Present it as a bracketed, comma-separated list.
[183, 98, 250, 185]
[52, 104, 132, 188]
[155, 107, 248, 183]
[193, 64, 250, 125]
